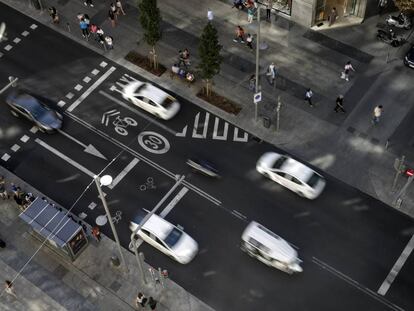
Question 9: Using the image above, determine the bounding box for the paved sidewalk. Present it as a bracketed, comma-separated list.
[0, 167, 213, 311]
[1, 0, 413, 221]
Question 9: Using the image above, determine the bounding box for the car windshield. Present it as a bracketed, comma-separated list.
[135, 83, 148, 93]
[31, 103, 48, 118]
[161, 96, 174, 108]
[272, 156, 288, 169]
[163, 227, 183, 248]
[306, 173, 321, 188]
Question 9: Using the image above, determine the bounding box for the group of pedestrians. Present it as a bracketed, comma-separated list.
[0, 176, 34, 211]
[136, 292, 158, 310]
[109, 1, 126, 27]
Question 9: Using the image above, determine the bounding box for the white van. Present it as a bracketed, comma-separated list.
[241, 221, 303, 274]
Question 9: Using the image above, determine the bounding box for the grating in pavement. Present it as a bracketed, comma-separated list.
[109, 280, 122, 292]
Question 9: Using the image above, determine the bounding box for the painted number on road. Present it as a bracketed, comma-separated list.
[138, 131, 170, 154]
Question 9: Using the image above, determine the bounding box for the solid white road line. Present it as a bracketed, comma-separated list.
[212, 117, 228, 140]
[312, 257, 404, 311]
[35, 138, 96, 178]
[108, 158, 140, 189]
[99, 90, 177, 136]
[67, 66, 116, 112]
[378, 234, 414, 296]
[192, 112, 210, 139]
[159, 187, 189, 218]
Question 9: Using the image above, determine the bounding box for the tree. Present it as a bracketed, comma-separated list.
[198, 22, 222, 97]
[394, 0, 414, 13]
[138, 0, 162, 69]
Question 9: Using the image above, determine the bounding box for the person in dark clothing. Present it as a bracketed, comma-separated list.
[148, 297, 157, 310]
[334, 95, 345, 113]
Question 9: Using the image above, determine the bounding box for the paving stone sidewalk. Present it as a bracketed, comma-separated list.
[0, 167, 213, 311]
[1, 0, 413, 215]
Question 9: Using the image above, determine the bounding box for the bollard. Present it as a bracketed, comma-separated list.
[110, 255, 120, 267]
[66, 23, 71, 32]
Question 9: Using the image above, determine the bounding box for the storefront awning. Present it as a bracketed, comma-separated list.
[19, 197, 81, 248]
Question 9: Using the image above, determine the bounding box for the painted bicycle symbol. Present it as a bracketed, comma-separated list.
[112, 116, 137, 136]
[138, 131, 170, 154]
[139, 177, 156, 191]
[112, 210, 122, 224]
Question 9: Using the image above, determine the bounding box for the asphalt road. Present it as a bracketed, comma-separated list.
[1, 4, 414, 311]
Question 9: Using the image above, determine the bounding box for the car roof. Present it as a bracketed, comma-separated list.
[131, 81, 169, 103]
[242, 221, 297, 262]
[9, 93, 42, 111]
[139, 214, 174, 240]
[280, 157, 314, 181]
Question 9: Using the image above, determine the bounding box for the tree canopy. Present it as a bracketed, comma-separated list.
[394, 0, 414, 12]
[138, 0, 162, 47]
[198, 22, 222, 81]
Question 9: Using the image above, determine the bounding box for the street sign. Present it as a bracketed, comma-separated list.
[254, 92, 262, 104]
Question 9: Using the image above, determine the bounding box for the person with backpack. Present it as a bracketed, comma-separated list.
[341, 61, 355, 81]
[305, 88, 313, 107]
[135, 292, 147, 309]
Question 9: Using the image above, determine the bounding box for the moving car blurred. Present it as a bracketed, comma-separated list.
[256, 152, 325, 199]
[122, 81, 180, 120]
[130, 214, 198, 264]
[241, 221, 302, 274]
[6, 91, 63, 133]
[404, 45, 414, 68]
[186, 158, 220, 178]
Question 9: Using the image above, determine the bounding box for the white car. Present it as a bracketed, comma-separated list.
[122, 81, 180, 120]
[129, 214, 198, 264]
[256, 152, 326, 199]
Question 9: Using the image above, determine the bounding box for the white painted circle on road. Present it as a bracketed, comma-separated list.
[138, 131, 170, 154]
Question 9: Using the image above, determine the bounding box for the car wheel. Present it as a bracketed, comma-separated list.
[10, 110, 19, 117]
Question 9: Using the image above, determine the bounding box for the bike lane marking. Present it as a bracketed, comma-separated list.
[99, 90, 177, 136]
[67, 66, 116, 112]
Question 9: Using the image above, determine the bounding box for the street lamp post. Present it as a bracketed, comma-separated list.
[94, 175, 128, 272]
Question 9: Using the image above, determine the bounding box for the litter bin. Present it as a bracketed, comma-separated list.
[110, 255, 120, 267]
[31, 0, 41, 10]
[263, 116, 271, 128]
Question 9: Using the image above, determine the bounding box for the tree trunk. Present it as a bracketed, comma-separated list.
[151, 46, 158, 70]
[205, 79, 212, 97]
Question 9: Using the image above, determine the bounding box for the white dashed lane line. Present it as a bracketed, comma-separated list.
[1, 154, 11, 161]
[11, 144, 20, 152]
[13, 37, 21, 44]
[4, 45, 12, 51]
[20, 135, 30, 143]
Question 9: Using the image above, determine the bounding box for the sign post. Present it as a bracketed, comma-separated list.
[254, 91, 262, 122]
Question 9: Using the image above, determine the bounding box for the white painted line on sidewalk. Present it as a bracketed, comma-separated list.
[313, 257, 404, 311]
[1, 153, 10, 161]
[160, 187, 189, 218]
[11, 144, 20, 152]
[100, 61, 108, 68]
[4, 45, 12, 51]
[13, 37, 21, 44]
[99, 91, 177, 135]
[66, 92, 74, 99]
[108, 158, 140, 189]
[67, 66, 116, 112]
[233, 127, 248, 142]
[30, 24, 38, 29]
[20, 135, 30, 143]
[30, 126, 38, 133]
[21, 31, 29, 37]
[57, 100, 66, 107]
[91, 69, 100, 75]
[212, 117, 228, 140]
[35, 138, 95, 178]
[192, 112, 210, 139]
[74, 84, 83, 91]
[378, 234, 414, 296]
[83, 76, 91, 83]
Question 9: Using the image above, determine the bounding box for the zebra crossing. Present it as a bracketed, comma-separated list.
[176, 112, 249, 142]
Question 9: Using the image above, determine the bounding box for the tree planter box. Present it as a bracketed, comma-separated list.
[125, 50, 166, 77]
[197, 90, 242, 115]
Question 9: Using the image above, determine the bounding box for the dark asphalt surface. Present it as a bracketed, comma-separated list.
[1, 4, 414, 311]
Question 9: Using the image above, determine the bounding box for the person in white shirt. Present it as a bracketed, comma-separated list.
[342, 61, 355, 81]
[305, 89, 313, 107]
[207, 9, 214, 21]
[372, 105, 383, 124]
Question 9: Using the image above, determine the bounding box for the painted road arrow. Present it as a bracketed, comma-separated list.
[57, 130, 107, 160]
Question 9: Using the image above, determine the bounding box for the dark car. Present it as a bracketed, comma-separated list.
[6, 91, 63, 133]
[404, 45, 414, 68]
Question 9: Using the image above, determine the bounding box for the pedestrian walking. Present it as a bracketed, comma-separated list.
[232, 0, 244, 10]
[84, 0, 94, 7]
[266, 62, 277, 85]
[48, 7, 59, 24]
[110, 3, 118, 17]
[247, 6, 255, 23]
[108, 9, 116, 28]
[378, 0, 387, 15]
[79, 18, 89, 38]
[207, 8, 214, 21]
[97, 27, 105, 44]
[148, 297, 157, 310]
[233, 25, 245, 43]
[334, 95, 346, 113]
[116, 0, 126, 15]
[92, 226, 102, 242]
[13, 187, 25, 210]
[76, 12, 84, 22]
[372, 105, 383, 124]
[4, 280, 17, 298]
[328, 7, 338, 26]
[249, 74, 256, 91]
[341, 61, 355, 81]
[105, 36, 114, 49]
[0, 176, 9, 200]
[90, 23, 98, 40]
[135, 292, 148, 309]
[246, 33, 253, 50]
[305, 88, 313, 107]
[266, 0, 273, 21]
